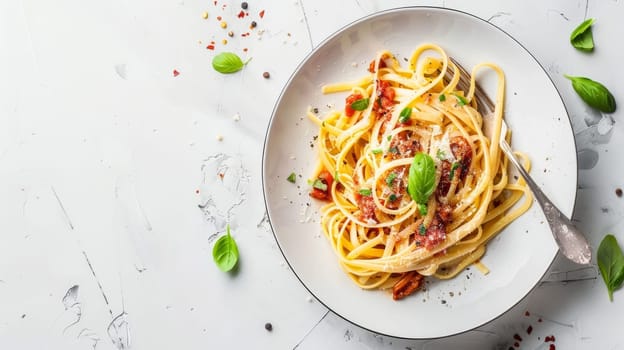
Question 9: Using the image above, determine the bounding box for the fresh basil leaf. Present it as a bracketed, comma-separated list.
[212, 224, 239, 272]
[350, 98, 370, 111]
[418, 203, 428, 216]
[454, 94, 468, 106]
[564, 75, 616, 113]
[418, 223, 426, 236]
[359, 188, 372, 196]
[386, 172, 397, 186]
[436, 149, 446, 160]
[598, 234, 624, 301]
[449, 162, 461, 180]
[312, 179, 327, 191]
[399, 107, 412, 123]
[212, 52, 250, 74]
[438, 94, 446, 102]
[570, 18, 595, 52]
[407, 153, 436, 205]
[287, 172, 296, 183]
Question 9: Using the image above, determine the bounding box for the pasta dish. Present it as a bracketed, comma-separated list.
[307, 43, 532, 300]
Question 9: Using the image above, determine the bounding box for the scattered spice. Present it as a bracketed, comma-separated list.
[195, 189, 200, 194]
[526, 325, 533, 335]
[545, 335, 556, 342]
[228, 31, 234, 37]
[237, 10, 245, 18]
[262, 71, 270, 79]
[250, 21, 257, 28]
[173, 69, 180, 77]
[206, 44, 215, 50]
[217, 15, 222, 21]
[259, 9, 265, 18]
[216, 134, 224, 141]
[220, 21, 227, 28]
[241, 2, 248, 9]
[264, 322, 273, 331]
[243, 48, 248, 52]
[202, 11, 209, 19]
[222, 39, 228, 45]
[616, 188, 623, 197]
[513, 334, 522, 342]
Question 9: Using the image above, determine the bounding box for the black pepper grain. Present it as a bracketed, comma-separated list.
[241, 2, 248, 9]
[264, 322, 273, 331]
[616, 188, 623, 197]
[262, 71, 270, 79]
[251, 21, 257, 28]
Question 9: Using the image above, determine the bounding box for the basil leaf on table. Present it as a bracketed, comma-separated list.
[407, 153, 436, 213]
[212, 224, 239, 272]
[564, 75, 616, 113]
[350, 98, 370, 111]
[212, 52, 250, 74]
[597, 234, 624, 301]
[570, 18, 595, 52]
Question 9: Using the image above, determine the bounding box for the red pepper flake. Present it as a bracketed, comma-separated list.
[549, 345, 556, 350]
[237, 10, 245, 18]
[206, 44, 215, 50]
[526, 325, 533, 334]
[173, 69, 180, 77]
[513, 342, 519, 348]
[545, 335, 555, 342]
[243, 48, 248, 52]
[524, 311, 530, 316]
[217, 15, 222, 21]
[213, 0, 217, 5]
[538, 318, 543, 323]
[195, 189, 200, 194]
[513, 334, 522, 342]
[259, 9, 265, 18]
[218, 173, 225, 180]
[221, 4, 226, 10]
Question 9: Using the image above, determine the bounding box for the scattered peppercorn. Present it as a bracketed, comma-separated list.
[262, 71, 270, 79]
[220, 21, 227, 28]
[228, 31, 234, 37]
[250, 21, 257, 28]
[616, 188, 623, 197]
[264, 322, 272, 331]
[241, 2, 248, 9]
[201, 11, 209, 19]
[313, 107, 319, 114]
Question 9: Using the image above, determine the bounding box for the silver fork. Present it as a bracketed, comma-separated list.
[448, 58, 591, 265]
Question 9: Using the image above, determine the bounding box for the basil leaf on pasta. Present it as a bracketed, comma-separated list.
[407, 153, 436, 205]
[350, 98, 369, 111]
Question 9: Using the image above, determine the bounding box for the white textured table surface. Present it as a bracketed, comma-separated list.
[1, 0, 623, 349]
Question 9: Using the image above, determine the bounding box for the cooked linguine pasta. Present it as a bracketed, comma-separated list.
[307, 43, 532, 300]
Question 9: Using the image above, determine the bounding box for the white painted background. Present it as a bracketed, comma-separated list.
[1, 0, 622, 349]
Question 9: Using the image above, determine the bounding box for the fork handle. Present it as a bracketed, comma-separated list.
[499, 140, 592, 265]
